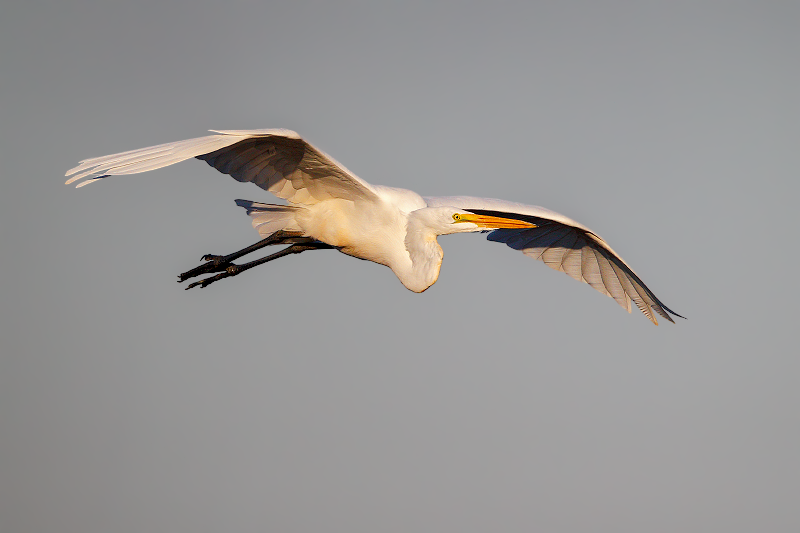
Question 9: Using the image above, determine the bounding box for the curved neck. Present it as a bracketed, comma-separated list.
[393, 216, 444, 293]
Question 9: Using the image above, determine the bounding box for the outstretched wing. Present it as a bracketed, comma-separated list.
[426, 196, 682, 325]
[65, 129, 378, 205]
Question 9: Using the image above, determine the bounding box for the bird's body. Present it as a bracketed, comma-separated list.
[66, 128, 682, 324]
[290, 186, 458, 292]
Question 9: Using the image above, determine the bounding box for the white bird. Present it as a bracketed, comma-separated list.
[66, 128, 682, 324]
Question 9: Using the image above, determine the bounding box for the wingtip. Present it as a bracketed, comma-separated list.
[75, 176, 106, 188]
[661, 303, 686, 321]
[65, 163, 85, 177]
[653, 307, 684, 325]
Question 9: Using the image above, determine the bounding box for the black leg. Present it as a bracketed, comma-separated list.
[178, 230, 309, 282]
[184, 241, 334, 290]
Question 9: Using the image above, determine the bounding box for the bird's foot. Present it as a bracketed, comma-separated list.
[178, 254, 230, 282]
[184, 264, 242, 290]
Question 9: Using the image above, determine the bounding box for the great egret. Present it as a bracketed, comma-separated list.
[66, 128, 682, 324]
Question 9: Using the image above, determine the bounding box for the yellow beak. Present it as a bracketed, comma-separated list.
[458, 213, 537, 229]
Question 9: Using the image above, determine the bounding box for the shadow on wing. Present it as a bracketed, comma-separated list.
[471, 209, 682, 324]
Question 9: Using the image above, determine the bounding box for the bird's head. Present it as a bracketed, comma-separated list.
[415, 206, 537, 236]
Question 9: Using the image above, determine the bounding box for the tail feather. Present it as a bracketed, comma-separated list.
[234, 200, 304, 238]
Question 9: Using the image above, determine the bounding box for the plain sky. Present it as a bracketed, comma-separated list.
[1, 1, 799, 532]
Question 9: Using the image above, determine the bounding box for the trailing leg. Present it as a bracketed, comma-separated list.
[184, 241, 334, 290]
[178, 230, 308, 282]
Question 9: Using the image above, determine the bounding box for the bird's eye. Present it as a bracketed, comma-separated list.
[453, 214, 461, 221]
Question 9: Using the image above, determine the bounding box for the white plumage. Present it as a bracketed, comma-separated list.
[66, 128, 682, 324]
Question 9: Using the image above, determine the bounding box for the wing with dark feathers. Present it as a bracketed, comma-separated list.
[424, 197, 681, 325]
[480, 211, 682, 325]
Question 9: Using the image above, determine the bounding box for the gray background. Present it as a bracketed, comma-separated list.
[2, 1, 798, 532]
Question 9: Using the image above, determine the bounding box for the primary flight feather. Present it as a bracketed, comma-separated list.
[66, 128, 682, 324]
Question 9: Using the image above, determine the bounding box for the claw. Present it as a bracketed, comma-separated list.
[179, 256, 231, 282]
[185, 280, 202, 290]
